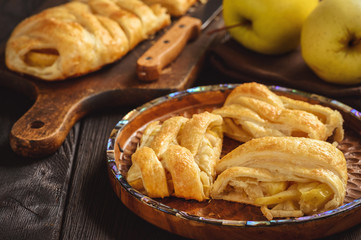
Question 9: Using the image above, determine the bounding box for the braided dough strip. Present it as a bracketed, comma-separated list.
[5, 0, 170, 80]
[142, 0, 198, 16]
[213, 82, 344, 143]
[126, 111, 223, 201]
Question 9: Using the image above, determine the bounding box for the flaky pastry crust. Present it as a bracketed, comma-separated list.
[213, 82, 344, 143]
[211, 136, 347, 220]
[142, 0, 198, 16]
[126, 111, 223, 201]
[5, 0, 170, 80]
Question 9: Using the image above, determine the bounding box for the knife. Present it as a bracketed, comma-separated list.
[136, 0, 222, 81]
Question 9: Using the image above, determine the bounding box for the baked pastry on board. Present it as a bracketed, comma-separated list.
[5, 0, 174, 81]
[126, 111, 223, 201]
[211, 136, 348, 220]
[213, 82, 344, 143]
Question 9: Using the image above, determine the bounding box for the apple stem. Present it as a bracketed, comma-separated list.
[207, 23, 244, 35]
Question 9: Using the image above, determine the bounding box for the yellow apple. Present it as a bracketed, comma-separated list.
[301, 0, 361, 85]
[222, 0, 319, 55]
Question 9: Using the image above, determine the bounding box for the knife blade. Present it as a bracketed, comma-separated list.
[136, 0, 223, 81]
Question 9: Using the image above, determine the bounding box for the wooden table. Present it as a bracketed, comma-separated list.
[2, 58, 361, 240]
[1, 1, 361, 239]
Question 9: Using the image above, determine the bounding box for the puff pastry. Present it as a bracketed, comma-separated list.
[84, 0, 144, 49]
[213, 82, 344, 143]
[126, 111, 223, 201]
[142, 0, 198, 16]
[5, 0, 170, 80]
[105, 0, 170, 36]
[211, 136, 347, 220]
[179, 111, 223, 184]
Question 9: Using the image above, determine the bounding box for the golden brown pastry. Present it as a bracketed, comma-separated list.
[106, 0, 170, 36]
[142, 0, 198, 16]
[162, 145, 207, 201]
[179, 111, 223, 186]
[5, 1, 128, 80]
[126, 146, 169, 198]
[211, 136, 348, 220]
[5, 0, 170, 81]
[84, 0, 145, 49]
[213, 82, 344, 143]
[140, 116, 189, 156]
[126, 111, 223, 201]
[279, 95, 344, 143]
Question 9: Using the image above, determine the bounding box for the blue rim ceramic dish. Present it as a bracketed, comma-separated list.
[106, 84, 361, 239]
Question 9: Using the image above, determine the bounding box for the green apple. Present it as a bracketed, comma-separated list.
[222, 0, 319, 55]
[301, 0, 361, 85]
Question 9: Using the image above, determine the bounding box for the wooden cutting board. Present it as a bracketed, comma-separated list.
[0, 3, 224, 158]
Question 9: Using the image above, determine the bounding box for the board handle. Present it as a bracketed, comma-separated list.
[136, 16, 202, 81]
[9, 92, 82, 158]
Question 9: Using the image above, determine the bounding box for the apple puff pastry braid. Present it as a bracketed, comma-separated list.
[211, 136, 347, 220]
[5, 0, 170, 81]
[212, 82, 344, 143]
[126, 111, 223, 201]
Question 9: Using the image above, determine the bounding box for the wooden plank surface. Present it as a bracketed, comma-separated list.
[0, 86, 78, 240]
[58, 109, 186, 239]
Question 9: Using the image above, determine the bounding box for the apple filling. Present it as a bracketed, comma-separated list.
[223, 178, 334, 220]
[223, 117, 310, 141]
[24, 49, 59, 67]
[196, 126, 223, 172]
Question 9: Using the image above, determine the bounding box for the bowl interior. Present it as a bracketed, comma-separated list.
[107, 84, 361, 228]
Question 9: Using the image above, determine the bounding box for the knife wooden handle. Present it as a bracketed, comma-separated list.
[137, 16, 202, 81]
